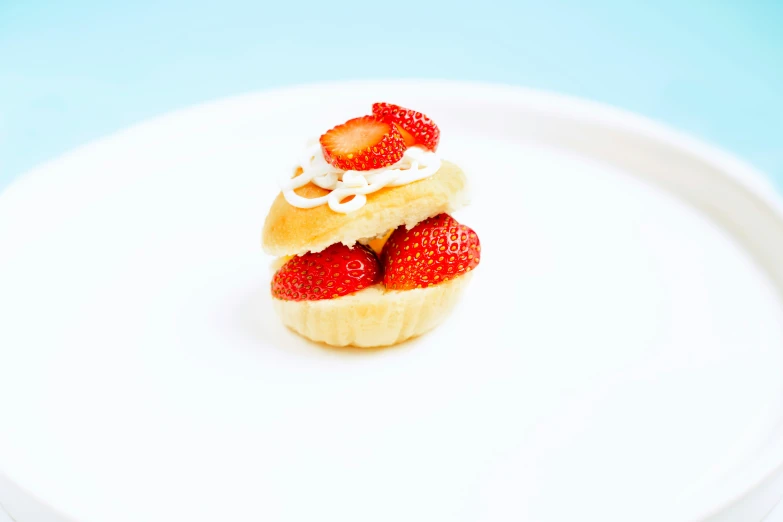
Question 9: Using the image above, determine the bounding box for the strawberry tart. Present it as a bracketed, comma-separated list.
[262, 103, 481, 347]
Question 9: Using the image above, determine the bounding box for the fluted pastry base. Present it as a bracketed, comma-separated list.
[272, 273, 472, 347]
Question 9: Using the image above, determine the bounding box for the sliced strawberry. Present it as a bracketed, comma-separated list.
[272, 243, 381, 301]
[320, 115, 406, 171]
[372, 102, 440, 152]
[381, 214, 480, 290]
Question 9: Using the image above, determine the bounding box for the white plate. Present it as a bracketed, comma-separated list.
[1, 81, 782, 522]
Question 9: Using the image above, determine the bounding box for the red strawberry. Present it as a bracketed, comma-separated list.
[372, 102, 440, 152]
[381, 214, 480, 290]
[272, 243, 381, 301]
[320, 115, 406, 171]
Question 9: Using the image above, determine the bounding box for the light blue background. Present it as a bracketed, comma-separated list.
[1, 1, 782, 192]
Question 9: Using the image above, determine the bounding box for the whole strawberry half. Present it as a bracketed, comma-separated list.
[381, 214, 480, 290]
[272, 243, 382, 301]
[372, 102, 440, 152]
[320, 115, 406, 171]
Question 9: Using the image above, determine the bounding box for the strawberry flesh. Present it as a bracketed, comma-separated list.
[320, 115, 406, 171]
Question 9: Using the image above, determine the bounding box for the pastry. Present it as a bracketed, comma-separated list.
[262, 103, 481, 347]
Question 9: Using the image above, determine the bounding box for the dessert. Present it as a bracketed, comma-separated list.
[262, 103, 481, 347]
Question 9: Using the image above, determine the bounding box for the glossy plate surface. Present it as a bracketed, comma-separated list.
[1, 81, 782, 522]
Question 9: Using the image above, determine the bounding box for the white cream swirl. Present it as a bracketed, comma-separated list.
[280, 143, 441, 214]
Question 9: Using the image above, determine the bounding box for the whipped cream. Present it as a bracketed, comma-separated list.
[280, 142, 441, 214]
